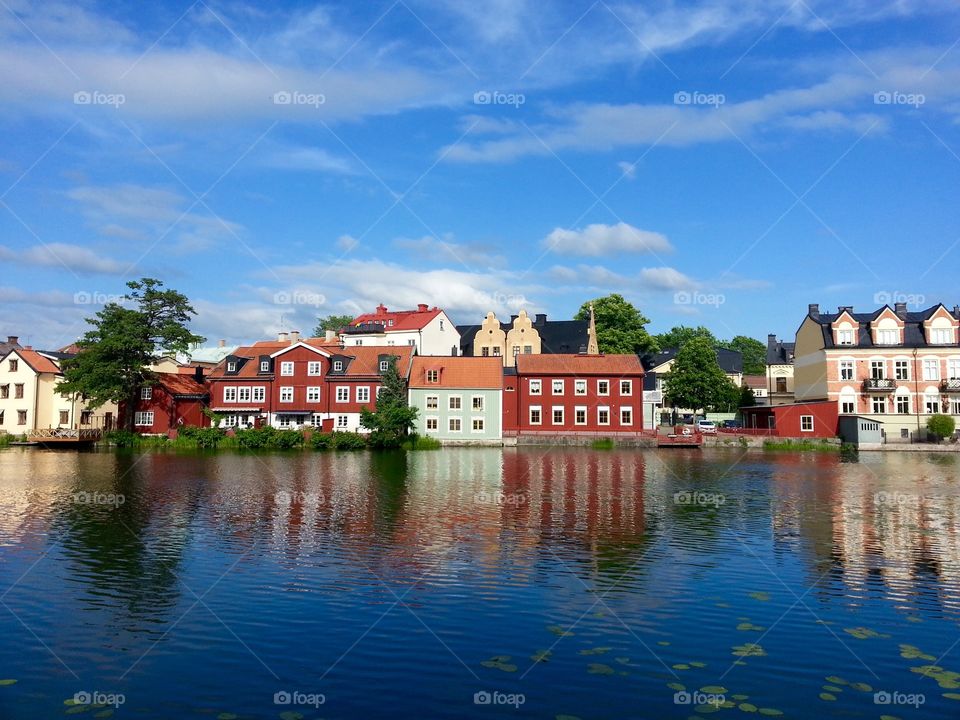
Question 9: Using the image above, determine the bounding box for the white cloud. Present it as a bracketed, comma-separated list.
[617, 161, 637, 179]
[544, 222, 673, 256]
[262, 146, 357, 174]
[0, 243, 129, 275]
[639, 266, 698, 291]
[393, 234, 506, 268]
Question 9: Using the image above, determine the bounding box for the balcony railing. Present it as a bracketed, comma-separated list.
[862, 378, 896, 392]
[941, 378, 960, 393]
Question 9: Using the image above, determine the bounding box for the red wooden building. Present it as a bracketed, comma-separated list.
[740, 400, 839, 438]
[126, 372, 209, 434]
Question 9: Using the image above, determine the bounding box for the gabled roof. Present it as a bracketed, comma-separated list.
[334, 346, 415, 378]
[457, 318, 591, 355]
[208, 339, 339, 379]
[2, 348, 62, 375]
[155, 373, 207, 397]
[742, 374, 767, 390]
[766, 335, 795, 365]
[516, 353, 643, 376]
[409, 357, 503, 389]
[807, 303, 960, 350]
[269, 341, 332, 359]
[347, 304, 444, 333]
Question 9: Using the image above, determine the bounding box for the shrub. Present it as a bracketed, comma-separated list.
[927, 414, 956, 441]
[105, 429, 140, 448]
[311, 432, 333, 450]
[271, 430, 305, 450]
[192, 427, 226, 449]
[330, 431, 367, 450]
[235, 426, 278, 449]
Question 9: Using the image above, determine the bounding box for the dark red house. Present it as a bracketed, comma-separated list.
[741, 400, 839, 438]
[127, 372, 209, 434]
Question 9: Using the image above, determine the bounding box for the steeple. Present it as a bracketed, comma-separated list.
[587, 303, 600, 355]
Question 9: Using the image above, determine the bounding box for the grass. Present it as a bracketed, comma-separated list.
[762, 438, 839, 452]
[591, 438, 615, 450]
[402, 435, 442, 450]
[0, 433, 11, 447]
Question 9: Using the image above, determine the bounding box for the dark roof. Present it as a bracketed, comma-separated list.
[807, 303, 960, 350]
[766, 335, 795, 365]
[457, 318, 591, 356]
[641, 347, 742, 374]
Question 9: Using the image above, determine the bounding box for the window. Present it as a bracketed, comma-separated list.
[80, 411, 91, 425]
[280, 387, 294, 403]
[794, 415, 811, 432]
[597, 407, 610, 425]
[307, 361, 322, 376]
[0, 384, 7, 399]
[17, 410, 26, 425]
[472, 418, 484, 432]
[896, 395, 911, 414]
[223, 387, 237, 403]
[336, 386, 349, 402]
[238, 387, 252, 403]
[407, 339, 415, 346]
[449, 396, 462, 410]
[14, 383, 24, 399]
[280, 361, 294, 376]
[876, 329, 898, 345]
[837, 329, 854, 345]
[379, 360, 389, 372]
[597, 380, 609, 396]
[426, 395, 439, 410]
[841, 400, 856, 414]
[492, 347, 501, 356]
[426, 370, 439, 383]
[333, 361, 343, 372]
[311, 413, 324, 428]
[574, 379, 587, 396]
[529, 406, 541, 425]
[278, 415, 292, 428]
[552, 407, 564, 425]
[481, 347, 489, 357]
[472, 396, 484, 411]
[512, 345, 520, 356]
[306, 387, 321, 402]
[439, 320, 444, 330]
[922, 359, 940, 381]
[252, 387, 265, 402]
[552, 379, 564, 395]
[952, 398, 960, 415]
[839, 361, 854, 380]
[870, 360, 885, 379]
[337, 415, 348, 429]
[575, 406, 587, 425]
[523, 345, 532, 354]
[926, 393, 941, 414]
[227, 361, 237, 372]
[259, 360, 270, 372]
[776, 377, 787, 393]
[895, 360, 909, 380]
[948, 359, 960, 379]
[8, 359, 17, 372]
[871, 396, 887, 414]
[134, 411, 154, 426]
[529, 379, 542, 395]
[356, 387, 370, 403]
[448, 417, 462, 432]
[355, 339, 363, 346]
[620, 407, 633, 425]
[620, 380, 632, 395]
[930, 328, 952, 345]
[426, 417, 438, 430]
[221, 415, 239, 428]
[59, 410, 69, 425]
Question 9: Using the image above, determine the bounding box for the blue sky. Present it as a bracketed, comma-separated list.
[1, 0, 959, 349]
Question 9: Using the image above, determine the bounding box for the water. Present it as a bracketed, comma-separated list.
[0, 447, 958, 719]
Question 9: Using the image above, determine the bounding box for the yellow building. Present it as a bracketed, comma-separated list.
[457, 308, 599, 367]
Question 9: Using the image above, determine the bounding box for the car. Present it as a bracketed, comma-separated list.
[722, 419, 743, 429]
[696, 419, 717, 434]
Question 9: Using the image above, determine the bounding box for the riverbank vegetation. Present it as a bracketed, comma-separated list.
[762, 438, 839, 452]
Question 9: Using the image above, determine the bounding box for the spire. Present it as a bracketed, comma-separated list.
[587, 303, 599, 355]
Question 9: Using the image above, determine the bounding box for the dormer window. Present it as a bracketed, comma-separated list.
[426, 369, 439, 383]
[837, 329, 854, 345]
[388, 319, 394, 326]
[260, 361, 269, 372]
[333, 360, 343, 372]
[876, 329, 898, 345]
[227, 361, 237, 372]
[930, 328, 952, 345]
[379, 360, 389, 372]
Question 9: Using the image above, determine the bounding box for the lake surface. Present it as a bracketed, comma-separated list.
[1, 447, 959, 719]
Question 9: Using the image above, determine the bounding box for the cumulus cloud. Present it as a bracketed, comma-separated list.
[639, 266, 698, 291]
[0, 243, 129, 275]
[543, 222, 673, 256]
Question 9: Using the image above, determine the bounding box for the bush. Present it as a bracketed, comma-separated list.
[330, 431, 367, 450]
[191, 427, 226, 449]
[105, 429, 140, 448]
[311, 432, 333, 450]
[0, 433, 11, 447]
[271, 429, 305, 450]
[235, 426, 276, 449]
[927, 414, 956, 441]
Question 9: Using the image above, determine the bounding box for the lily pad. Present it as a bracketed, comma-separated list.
[731, 694, 749, 701]
[64, 708, 89, 715]
[673, 663, 691, 670]
[579, 646, 612, 656]
[587, 663, 615, 675]
[615, 657, 630, 665]
[748, 592, 770, 602]
[849, 682, 873, 692]
[668, 682, 686, 691]
[701, 686, 727, 694]
[93, 712, 113, 719]
[900, 644, 936, 661]
[819, 692, 837, 701]
[531, 649, 553, 663]
[943, 692, 960, 700]
[757, 709, 783, 716]
[825, 676, 847, 685]
[822, 685, 843, 693]
[737, 623, 765, 632]
[844, 627, 889, 640]
[657, 641, 671, 646]
[547, 625, 575, 637]
[690, 661, 707, 668]
[0, 680, 17, 687]
[481, 655, 518, 672]
[732, 643, 766, 657]
[739, 703, 758, 712]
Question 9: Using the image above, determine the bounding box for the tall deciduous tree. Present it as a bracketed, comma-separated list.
[655, 325, 718, 350]
[58, 279, 203, 430]
[312, 314, 354, 337]
[662, 337, 730, 415]
[360, 356, 418, 448]
[575, 294, 657, 354]
[720, 335, 766, 375]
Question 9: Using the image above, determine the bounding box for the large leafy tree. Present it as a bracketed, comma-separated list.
[360, 356, 418, 448]
[662, 337, 730, 415]
[719, 335, 766, 375]
[575, 294, 657, 354]
[655, 325, 718, 350]
[58, 278, 203, 430]
[312, 314, 354, 337]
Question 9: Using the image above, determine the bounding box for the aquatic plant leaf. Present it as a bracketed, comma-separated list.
[0, 680, 16, 687]
[579, 646, 612, 656]
[748, 592, 770, 602]
[668, 683, 686, 691]
[736, 623, 765, 632]
[757, 709, 783, 716]
[673, 664, 691, 670]
[547, 625, 574, 637]
[531, 649, 552, 663]
[657, 641, 671, 646]
[587, 663, 615, 675]
[731, 694, 749, 701]
[822, 685, 843, 693]
[843, 627, 889, 640]
[943, 692, 960, 700]
[701, 686, 727, 694]
[739, 703, 757, 712]
[689, 661, 707, 668]
[93, 712, 113, 719]
[64, 708, 88, 715]
[849, 682, 873, 692]
[825, 676, 847, 685]
[819, 692, 837, 701]
[732, 643, 766, 657]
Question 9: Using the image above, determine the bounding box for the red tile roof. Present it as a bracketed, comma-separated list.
[336, 346, 415, 377]
[409, 356, 503, 389]
[350, 304, 442, 332]
[742, 374, 767, 390]
[207, 339, 340, 379]
[516, 353, 644, 376]
[12, 349, 62, 374]
[156, 373, 207, 396]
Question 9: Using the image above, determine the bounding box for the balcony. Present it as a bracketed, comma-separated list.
[941, 378, 960, 393]
[862, 378, 896, 392]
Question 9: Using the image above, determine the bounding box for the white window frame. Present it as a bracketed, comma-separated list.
[336, 415, 349, 429]
[948, 359, 960, 379]
[896, 394, 911, 414]
[426, 395, 439, 410]
[356, 386, 371, 403]
[472, 418, 485, 433]
[140, 387, 152, 400]
[529, 405, 542, 425]
[597, 406, 610, 425]
[930, 328, 952, 345]
[620, 380, 632, 396]
[426, 369, 439, 383]
[448, 395, 462, 411]
[876, 328, 898, 345]
[870, 360, 886, 379]
[252, 386, 265, 402]
[448, 417, 462, 433]
[620, 407, 633, 425]
[839, 360, 854, 381]
[280, 386, 294, 403]
[307, 361, 322, 376]
[800, 415, 814, 432]
[552, 379, 564, 395]
[336, 386, 349, 403]
[379, 360, 389, 372]
[280, 361, 294, 376]
[871, 396, 887, 414]
[134, 411, 154, 426]
[529, 379, 542, 395]
[574, 406, 587, 425]
[574, 379, 587, 396]
[425, 417, 438, 431]
[237, 386, 252, 403]
[223, 387, 237, 403]
[837, 329, 854, 345]
[923, 358, 940, 381]
[227, 361, 237, 372]
[894, 360, 910, 380]
[597, 379, 610, 396]
[552, 406, 564, 426]
[278, 415, 293, 428]
[311, 413, 324, 427]
[260, 360, 270, 372]
[333, 360, 344, 372]
[471, 395, 484, 412]
[306, 386, 321, 402]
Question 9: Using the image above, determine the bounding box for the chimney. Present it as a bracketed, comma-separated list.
[768, 333, 777, 343]
[417, 303, 428, 312]
[808, 304, 819, 317]
[535, 313, 547, 325]
[217, 339, 225, 348]
[290, 330, 300, 344]
[194, 366, 204, 382]
[376, 303, 388, 315]
[6, 335, 18, 346]
[325, 330, 336, 341]
[894, 302, 908, 318]
[954, 305, 960, 316]
[278, 331, 289, 342]
[510, 314, 519, 323]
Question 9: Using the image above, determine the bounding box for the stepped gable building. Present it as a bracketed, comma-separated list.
[457, 308, 599, 367]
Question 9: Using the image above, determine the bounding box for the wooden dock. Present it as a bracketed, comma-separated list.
[27, 428, 103, 448]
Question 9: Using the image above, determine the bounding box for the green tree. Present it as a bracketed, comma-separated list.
[312, 314, 354, 337]
[662, 337, 730, 415]
[739, 384, 757, 409]
[575, 294, 657, 354]
[927, 414, 956, 441]
[360, 356, 418, 448]
[709, 378, 742, 413]
[655, 325, 718, 350]
[720, 335, 766, 375]
[58, 278, 203, 430]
